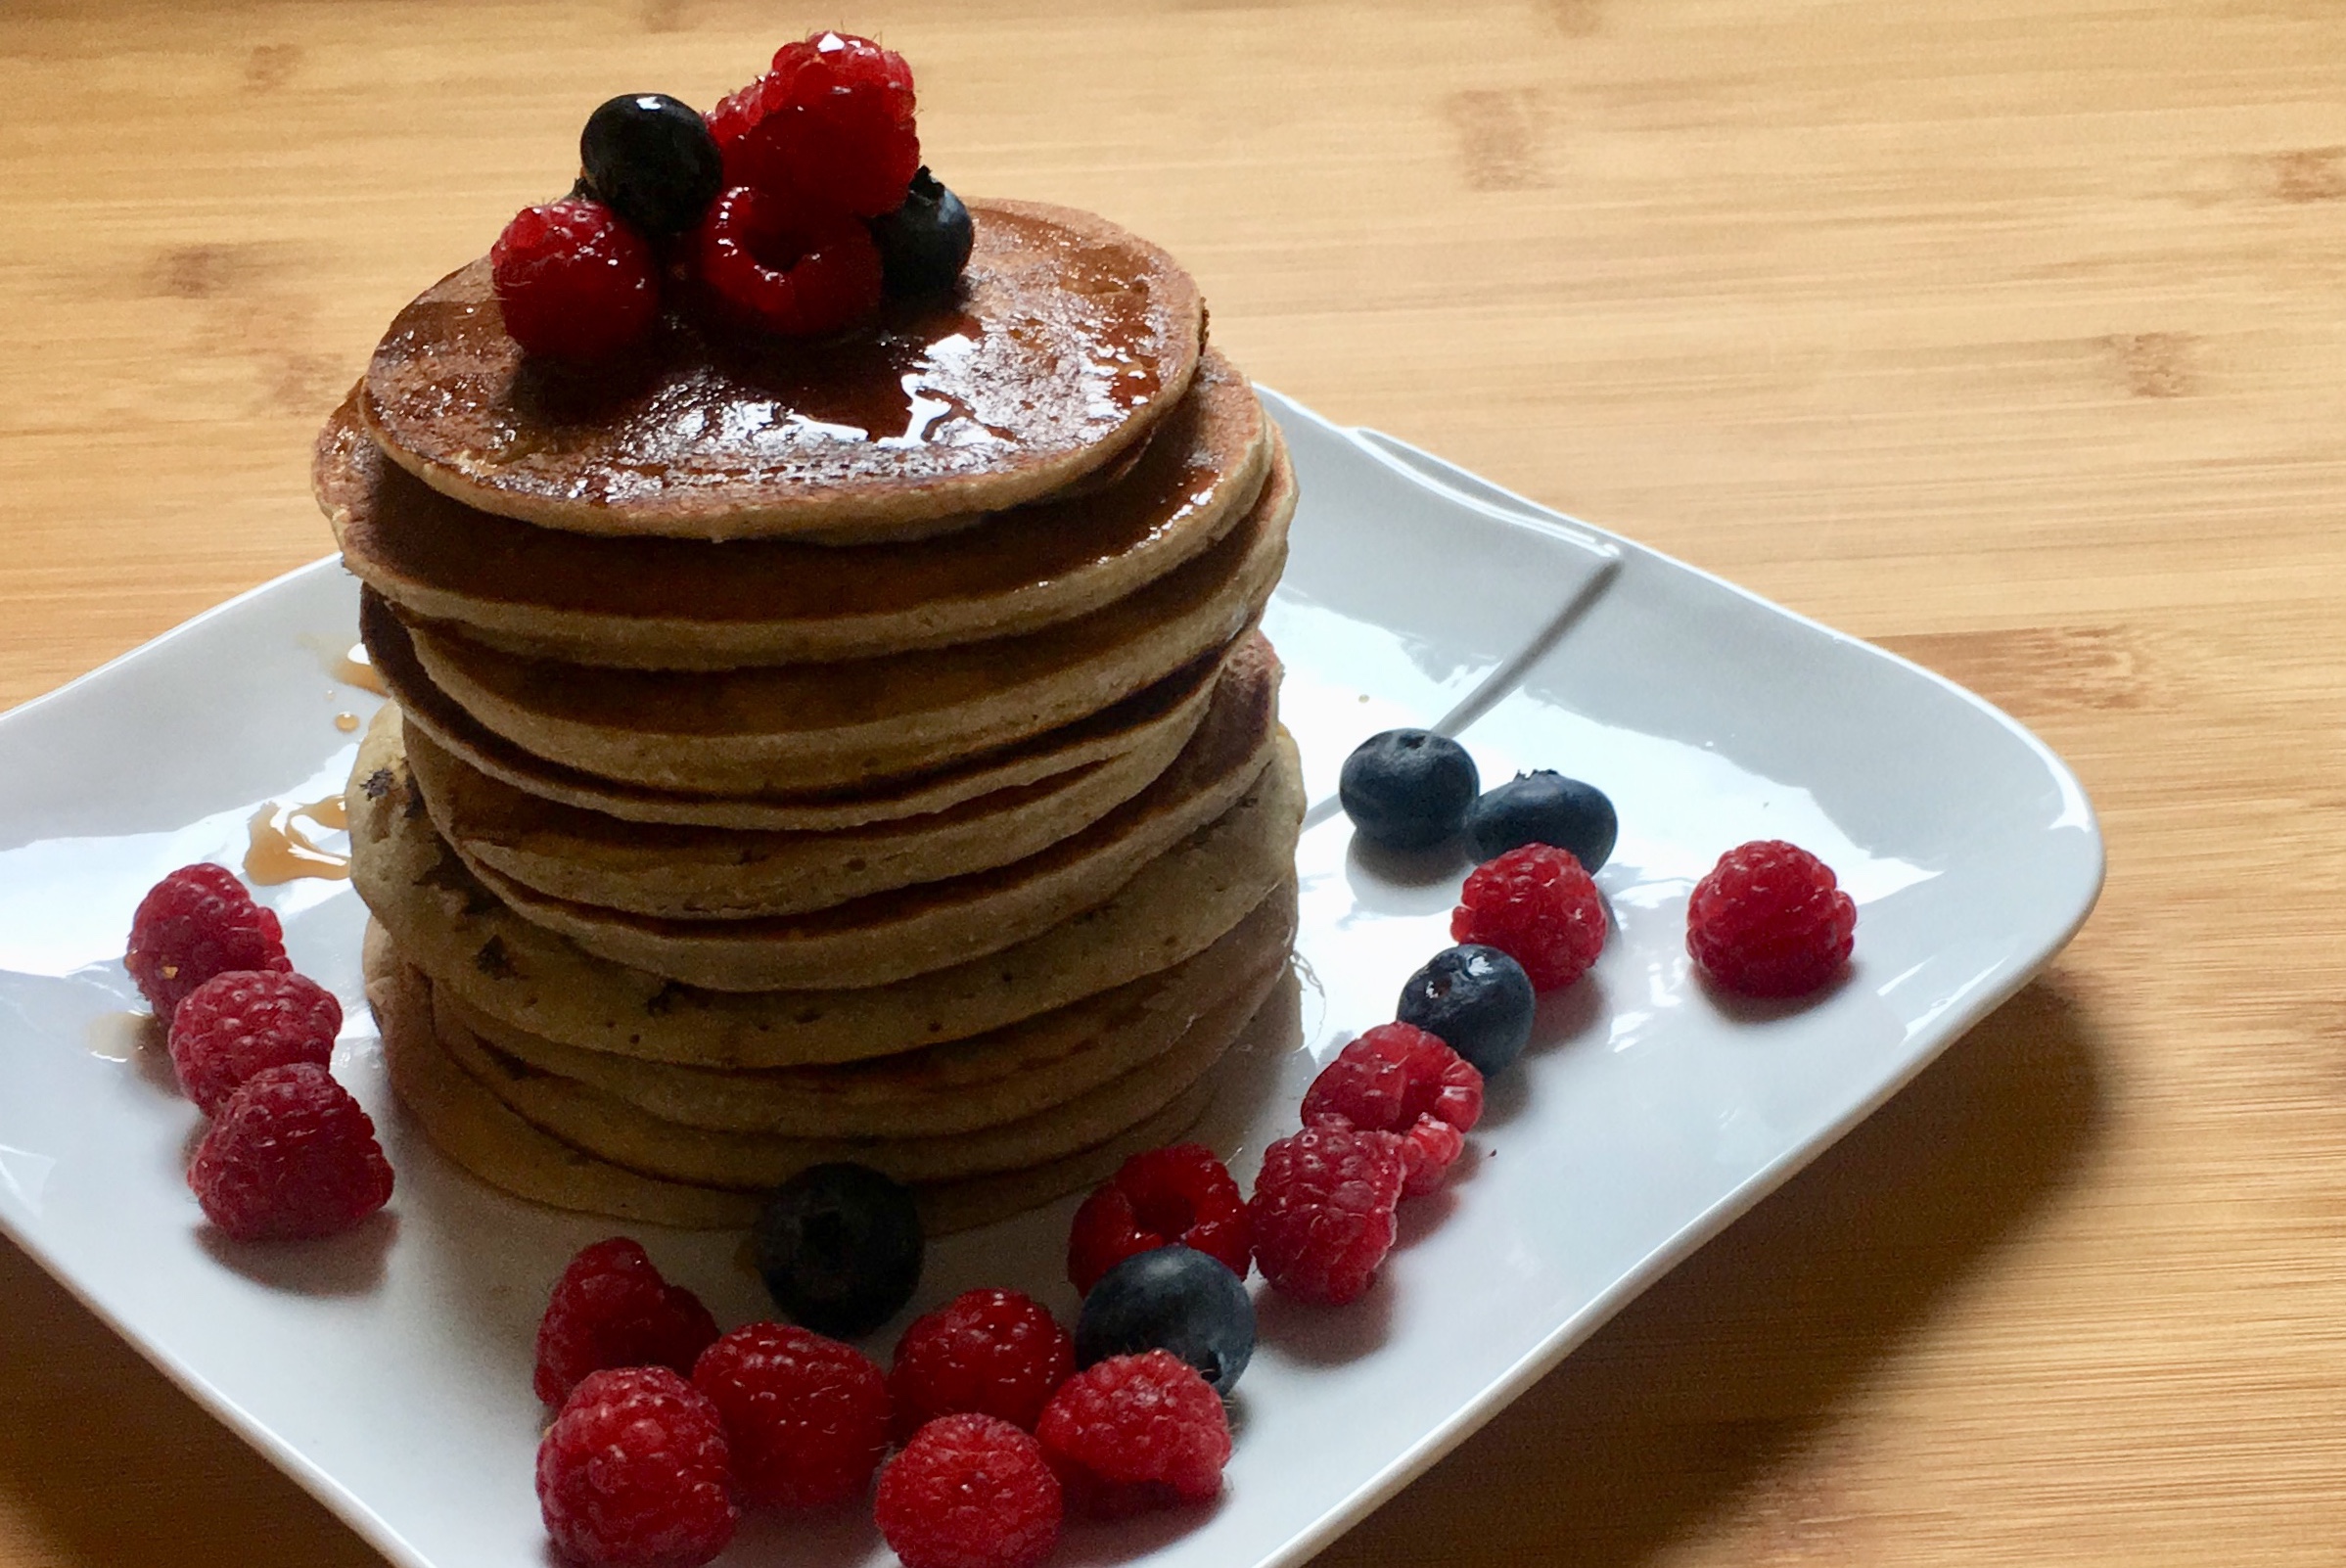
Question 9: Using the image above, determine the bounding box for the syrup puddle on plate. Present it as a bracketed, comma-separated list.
[336, 642, 388, 696]
[246, 793, 351, 885]
[84, 1009, 157, 1062]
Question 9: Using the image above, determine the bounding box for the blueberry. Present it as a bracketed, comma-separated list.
[751, 1163, 923, 1339]
[870, 168, 975, 299]
[1463, 770, 1618, 872]
[1339, 729, 1479, 851]
[579, 93, 723, 236]
[1397, 944, 1537, 1077]
[1074, 1245, 1255, 1393]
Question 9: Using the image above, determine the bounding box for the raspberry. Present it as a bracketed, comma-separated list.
[875, 1413, 1062, 1568]
[891, 1289, 1075, 1441]
[708, 32, 918, 218]
[186, 1063, 392, 1241]
[167, 969, 340, 1116]
[704, 74, 780, 185]
[535, 1237, 721, 1407]
[1301, 1023, 1484, 1196]
[691, 184, 882, 339]
[1686, 839, 1858, 997]
[1035, 1351, 1231, 1515]
[1450, 842, 1608, 992]
[537, 1366, 736, 1568]
[691, 1321, 889, 1509]
[1067, 1143, 1251, 1296]
[1248, 1122, 1405, 1306]
[490, 198, 660, 359]
[125, 863, 289, 1015]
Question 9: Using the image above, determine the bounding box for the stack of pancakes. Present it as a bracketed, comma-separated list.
[333, 202, 1304, 1233]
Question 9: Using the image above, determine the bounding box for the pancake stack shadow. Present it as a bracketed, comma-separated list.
[329, 203, 1305, 1235]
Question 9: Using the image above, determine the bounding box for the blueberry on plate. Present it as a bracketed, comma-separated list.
[1463, 769, 1618, 872]
[1397, 944, 1537, 1077]
[579, 92, 723, 236]
[1075, 1244, 1256, 1393]
[870, 167, 975, 299]
[751, 1163, 923, 1339]
[1339, 729, 1479, 851]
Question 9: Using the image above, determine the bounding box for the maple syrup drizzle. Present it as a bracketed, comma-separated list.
[335, 712, 361, 732]
[337, 641, 389, 696]
[245, 792, 352, 885]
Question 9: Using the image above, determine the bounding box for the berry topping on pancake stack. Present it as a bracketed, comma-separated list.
[333, 31, 1302, 1239]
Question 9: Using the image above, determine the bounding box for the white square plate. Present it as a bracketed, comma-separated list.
[0, 391, 2100, 1568]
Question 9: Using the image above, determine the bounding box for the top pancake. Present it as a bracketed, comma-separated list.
[360, 202, 1206, 541]
[324, 350, 1267, 669]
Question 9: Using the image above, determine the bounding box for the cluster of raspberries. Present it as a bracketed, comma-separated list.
[530, 1238, 1230, 1568]
[1188, 831, 1854, 1311]
[529, 1030, 1499, 1567]
[492, 30, 969, 357]
[523, 825, 1862, 1565]
[125, 863, 392, 1242]
[1067, 1037, 1483, 1312]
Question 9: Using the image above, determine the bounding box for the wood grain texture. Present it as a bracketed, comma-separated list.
[3, 0, 2344, 1563]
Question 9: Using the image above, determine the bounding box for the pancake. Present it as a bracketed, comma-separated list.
[404, 639, 1261, 921]
[437, 880, 1297, 1138]
[432, 953, 1277, 1188]
[409, 635, 1274, 922]
[347, 722, 1305, 1067]
[327, 352, 1269, 669]
[361, 202, 1206, 541]
[371, 598, 1227, 832]
[406, 651, 1275, 989]
[369, 933, 1261, 1235]
[390, 438, 1294, 795]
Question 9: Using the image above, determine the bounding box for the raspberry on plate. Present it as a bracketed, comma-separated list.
[692, 1321, 890, 1509]
[1450, 842, 1608, 992]
[1035, 1350, 1231, 1515]
[1067, 1142, 1251, 1296]
[691, 184, 884, 339]
[875, 1412, 1062, 1568]
[1686, 839, 1858, 997]
[490, 197, 660, 359]
[709, 31, 918, 218]
[1248, 1122, 1405, 1306]
[1302, 1023, 1484, 1196]
[167, 969, 340, 1116]
[125, 863, 289, 1015]
[890, 1288, 1075, 1440]
[537, 1366, 736, 1568]
[535, 1237, 721, 1407]
[187, 1063, 392, 1242]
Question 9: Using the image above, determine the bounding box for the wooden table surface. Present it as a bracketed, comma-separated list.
[4, 0, 2343, 1563]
